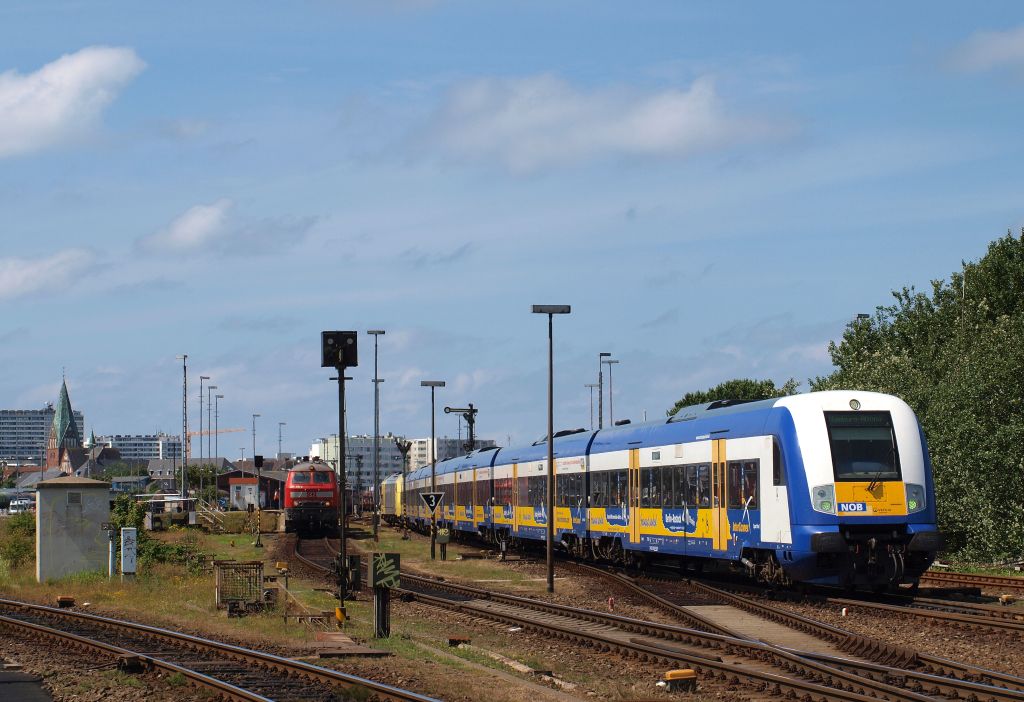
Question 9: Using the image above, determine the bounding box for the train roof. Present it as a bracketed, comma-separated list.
[289, 460, 334, 471]
[400, 392, 909, 480]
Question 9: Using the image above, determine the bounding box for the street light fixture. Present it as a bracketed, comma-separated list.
[532, 304, 571, 594]
[602, 358, 620, 425]
[421, 380, 445, 560]
[598, 352, 611, 429]
[368, 329, 386, 542]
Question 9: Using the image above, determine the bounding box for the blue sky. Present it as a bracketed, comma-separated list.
[2, 2, 1022, 458]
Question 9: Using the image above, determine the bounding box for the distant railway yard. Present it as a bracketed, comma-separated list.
[1, 515, 1023, 702]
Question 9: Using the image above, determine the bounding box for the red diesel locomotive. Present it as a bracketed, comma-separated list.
[283, 460, 340, 535]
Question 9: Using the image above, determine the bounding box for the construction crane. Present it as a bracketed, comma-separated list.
[186, 427, 244, 462]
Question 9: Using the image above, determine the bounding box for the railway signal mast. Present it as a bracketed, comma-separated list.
[444, 404, 478, 454]
[322, 331, 358, 611]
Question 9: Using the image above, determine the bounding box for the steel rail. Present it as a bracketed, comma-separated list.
[401, 570, 1024, 702]
[0, 613, 274, 702]
[0, 598, 439, 702]
[675, 578, 1024, 693]
[398, 584, 929, 702]
[921, 571, 1024, 594]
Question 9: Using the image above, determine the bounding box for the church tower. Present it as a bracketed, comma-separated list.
[46, 378, 82, 469]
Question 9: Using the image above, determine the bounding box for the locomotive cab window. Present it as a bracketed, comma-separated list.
[825, 411, 902, 482]
[291, 472, 311, 484]
[312, 472, 332, 484]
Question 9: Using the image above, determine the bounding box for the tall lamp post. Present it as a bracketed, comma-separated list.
[205, 384, 217, 499]
[532, 304, 571, 594]
[421, 380, 445, 559]
[252, 413, 261, 547]
[214, 394, 224, 459]
[603, 358, 620, 425]
[368, 329, 385, 542]
[199, 376, 210, 470]
[176, 354, 188, 499]
[207, 385, 217, 464]
[597, 352, 611, 429]
[585, 384, 599, 430]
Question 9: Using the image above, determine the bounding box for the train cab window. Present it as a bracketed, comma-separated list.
[772, 439, 786, 486]
[825, 411, 902, 482]
[291, 472, 311, 484]
[312, 472, 331, 484]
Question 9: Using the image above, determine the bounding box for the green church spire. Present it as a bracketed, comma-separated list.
[51, 379, 81, 449]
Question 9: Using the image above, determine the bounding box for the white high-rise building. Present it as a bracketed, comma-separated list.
[0, 406, 85, 462]
[409, 436, 497, 471]
[310, 433, 408, 492]
[95, 434, 182, 462]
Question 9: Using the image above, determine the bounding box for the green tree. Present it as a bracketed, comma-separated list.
[812, 231, 1024, 560]
[667, 378, 800, 417]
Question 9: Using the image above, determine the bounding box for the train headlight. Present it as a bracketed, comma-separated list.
[811, 484, 835, 514]
[905, 484, 926, 513]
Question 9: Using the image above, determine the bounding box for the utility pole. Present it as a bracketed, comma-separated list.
[421, 381, 445, 559]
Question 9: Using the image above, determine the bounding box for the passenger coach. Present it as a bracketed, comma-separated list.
[382, 391, 943, 589]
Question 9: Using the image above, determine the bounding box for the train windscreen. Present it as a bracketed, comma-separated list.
[824, 411, 902, 482]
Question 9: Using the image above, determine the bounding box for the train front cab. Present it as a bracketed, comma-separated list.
[776, 392, 943, 589]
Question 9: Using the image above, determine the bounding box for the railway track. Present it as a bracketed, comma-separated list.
[298, 537, 1024, 702]
[921, 571, 1024, 594]
[0, 597, 437, 702]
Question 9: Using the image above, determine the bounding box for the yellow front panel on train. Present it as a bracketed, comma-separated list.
[834, 482, 907, 516]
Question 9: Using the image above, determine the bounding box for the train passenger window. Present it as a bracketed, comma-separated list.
[640, 468, 652, 507]
[592, 471, 608, 507]
[773, 439, 786, 486]
[743, 461, 759, 509]
[661, 466, 675, 507]
[312, 472, 331, 484]
[673, 466, 686, 507]
[728, 461, 744, 508]
[291, 472, 311, 484]
[608, 469, 626, 508]
[696, 465, 711, 506]
[518, 476, 529, 505]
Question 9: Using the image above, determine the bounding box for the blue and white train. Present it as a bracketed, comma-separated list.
[381, 391, 944, 588]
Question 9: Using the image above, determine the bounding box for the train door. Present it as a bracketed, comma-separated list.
[512, 463, 519, 534]
[471, 467, 478, 528]
[711, 439, 729, 552]
[628, 448, 641, 544]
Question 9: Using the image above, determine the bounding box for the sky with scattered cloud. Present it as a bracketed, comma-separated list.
[2, 2, 1023, 460]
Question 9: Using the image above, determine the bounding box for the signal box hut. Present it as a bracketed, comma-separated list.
[35, 476, 110, 583]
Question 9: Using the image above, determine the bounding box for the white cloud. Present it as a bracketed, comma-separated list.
[139, 199, 233, 253]
[0, 249, 94, 300]
[0, 46, 145, 158]
[951, 25, 1024, 72]
[419, 74, 786, 172]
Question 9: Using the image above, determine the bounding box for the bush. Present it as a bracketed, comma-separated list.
[0, 537, 33, 569]
[6, 512, 35, 538]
